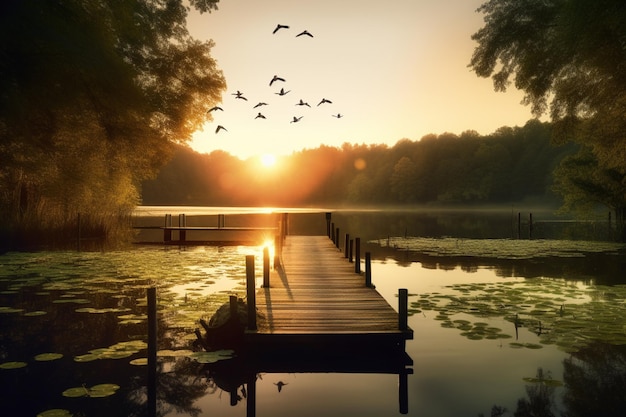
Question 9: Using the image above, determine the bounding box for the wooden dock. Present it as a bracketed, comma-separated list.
[244, 235, 414, 352]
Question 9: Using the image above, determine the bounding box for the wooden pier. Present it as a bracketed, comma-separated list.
[244, 235, 414, 353]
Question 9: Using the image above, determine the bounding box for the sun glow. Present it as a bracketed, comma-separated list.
[260, 153, 276, 167]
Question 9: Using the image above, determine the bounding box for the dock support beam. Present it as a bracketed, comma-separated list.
[164, 214, 172, 242]
[147, 288, 157, 417]
[246, 255, 257, 330]
[398, 288, 408, 331]
[325, 212, 332, 238]
[365, 252, 372, 287]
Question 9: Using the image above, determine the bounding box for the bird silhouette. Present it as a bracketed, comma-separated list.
[255, 112, 266, 119]
[296, 99, 310, 107]
[332, 113, 343, 118]
[317, 98, 332, 106]
[215, 125, 227, 133]
[275, 88, 290, 96]
[253, 102, 268, 108]
[207, 106, 223, 113]
[269, 75, 285, 86]
[296, 30, 313, 38]
[290, 116, 303, 123]
[232, 90, 247, 100]
[274, 381, 288, 392]
[273, 24, 289, 34]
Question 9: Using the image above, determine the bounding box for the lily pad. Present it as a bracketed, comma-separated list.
[189, 349, 236, 364]
[35, 353, 64, 361]
[62, 383, 120, 398]
[37, 409, 72, 417]
[130, 358, 148, 366]
[0, 361, 28, 369]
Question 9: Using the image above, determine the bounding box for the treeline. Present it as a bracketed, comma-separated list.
[142, 120, 575, 207]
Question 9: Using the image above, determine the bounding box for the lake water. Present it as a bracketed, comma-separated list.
[1, 207, 625, 417]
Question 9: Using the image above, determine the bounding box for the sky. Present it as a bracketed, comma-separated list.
[187, 0, 536, 160]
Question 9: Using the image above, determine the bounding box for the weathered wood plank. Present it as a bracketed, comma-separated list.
[245, 235, 413, 347]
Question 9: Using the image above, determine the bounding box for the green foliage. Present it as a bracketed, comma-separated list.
[0, 0, 226, 248]
[142, 121, 569, 207]
[470, 0, 626, 235]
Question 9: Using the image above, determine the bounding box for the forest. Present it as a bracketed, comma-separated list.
[142, 120, 575, 207]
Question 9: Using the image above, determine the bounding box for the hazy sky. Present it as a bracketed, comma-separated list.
[187, 0, 535, 160]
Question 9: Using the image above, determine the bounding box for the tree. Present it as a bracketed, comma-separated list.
[469, 0, 626, 236]
[0, 0, 226, 247]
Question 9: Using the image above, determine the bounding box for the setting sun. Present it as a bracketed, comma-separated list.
[260, 153, 276, 167]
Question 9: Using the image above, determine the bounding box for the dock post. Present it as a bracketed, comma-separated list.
[398, 288, 408, 330]
[344, 233, 350, 258]
[331, 222, 335, 243]
[399, 369, 409, 414]
[273, 235, 281, 269]
[349, 239, 353, 262]
[365, 252, 372, 287]
[325, 212, 332, 238]
[355, 238, 361, 273]
[263, 247, 270, 287]
[164, 214, 172, 242]
[147, 288, 157, 417]
[335, 227, 340, 249]
[246, 255, 257, 330]
[179, 214, 186, 242]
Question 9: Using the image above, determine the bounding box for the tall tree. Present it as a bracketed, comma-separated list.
[0, 0, 225, 245]
[469, 0, 626, 235]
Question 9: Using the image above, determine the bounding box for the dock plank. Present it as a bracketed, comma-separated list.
[245, 235, 413, 346]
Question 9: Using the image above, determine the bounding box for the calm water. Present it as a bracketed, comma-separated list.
[1, 208, 625, 417]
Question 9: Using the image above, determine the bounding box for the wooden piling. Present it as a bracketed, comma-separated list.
[274, 235, 281, 269]
[263, 247, 270, 287]
[246, 255, 257, 330]
[179, 214, 186, 241]
[325, 212, 332, 238]
[349, 239, 354, 263]
[344, 233, 350, 258]
[365, 252, 372, 287]
[164, 214, 172, 242]
[147, 287, 157, 417]
[335, 227, 340, 249]
[398, 288, 408, 331]
[355, 237, 361, 273]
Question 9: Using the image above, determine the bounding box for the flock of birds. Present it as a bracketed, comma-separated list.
[208, 24, 344, 134]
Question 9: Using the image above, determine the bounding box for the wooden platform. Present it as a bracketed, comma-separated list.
[244, 235, 413, 351]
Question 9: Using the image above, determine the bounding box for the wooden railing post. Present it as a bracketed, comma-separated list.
[335, 227, 340, 249]
[164, 214, 172, 242]
[147, 287, 157, 417]
[349, 239, 354, 263]
[355, 237, 361, 273]
[263, 246, 270, 287]
[179, 214, 186, 242]
[398, 288, 408, 330]
[246, 255, 257, 330]
[331, 222, 335, 243]
[365, 252, 372, 287]
[344, 233, 350, 258]
[325, 212, 332, 237]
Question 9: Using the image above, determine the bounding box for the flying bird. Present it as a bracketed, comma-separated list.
[274, 381, 288, 392]
[290, 116, 303, 123]
[296, 30, 313, 38]
[269, 75, 285, 86]
[255, 112, 266, 119]
[295, 99, 310, 107]
[273, 24, 289, 34]
[253, 102, 268, 108]
[332, 113, 343, 118]
[207, 106, 223, 113]
[317, 98, 332, 106]
[232, 90, 247, 100]
[215, 125, 227, 133]
[275, 88, 290, 96]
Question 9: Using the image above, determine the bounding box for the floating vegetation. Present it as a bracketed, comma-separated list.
[415, 278, 626, 352]
[189, 349, 236, 364]
[34, 353, 63, 361]
[62, 383, 120, 398]
[0, 306, 24, 314]
[377, 236, 625, 259]
[75, 307, 131, 314]
[0, 361, 28, 369]
[24, 310, 48, 316]
[37, 409, 72, 417]
[156, 349, 194, 357]
[74, 340, 147, 362]
[129, 358, 148, 366]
